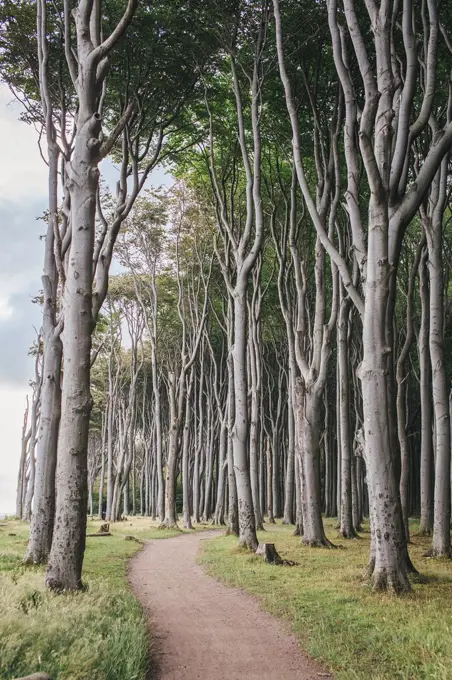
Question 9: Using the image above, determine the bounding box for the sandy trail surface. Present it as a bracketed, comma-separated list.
[128, 530, 332, 680]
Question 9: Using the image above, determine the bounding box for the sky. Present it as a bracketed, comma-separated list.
[0, 84, 172, 515]
[0, 84, 46, 515]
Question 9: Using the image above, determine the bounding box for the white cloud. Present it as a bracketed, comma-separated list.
[0, 86, 47, 202]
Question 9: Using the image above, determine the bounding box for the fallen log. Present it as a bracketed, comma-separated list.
[13, 673, 52, 680]
[86, 532, 111, 537]
[255, 543, 297, 566]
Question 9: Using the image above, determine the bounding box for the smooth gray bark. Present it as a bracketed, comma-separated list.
[46, 0, 138, 591]
[418, 250, 434, 536]
[338, 293, 357, 539]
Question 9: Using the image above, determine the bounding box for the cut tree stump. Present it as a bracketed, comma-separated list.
[255, 543, 297, 566]
[86, 523, 111, 537]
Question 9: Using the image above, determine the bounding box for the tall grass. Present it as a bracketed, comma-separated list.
[0, 517, 189, 680]
[200, 519, 452, 680]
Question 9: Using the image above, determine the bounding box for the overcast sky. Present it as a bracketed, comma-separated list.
[0, 84, 171, 514]
[0, 84, 46, 514]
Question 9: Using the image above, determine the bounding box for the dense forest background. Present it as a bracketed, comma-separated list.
[2, 0, 452, 597]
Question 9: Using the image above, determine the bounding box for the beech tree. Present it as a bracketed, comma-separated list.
[11, 0, 452, 597]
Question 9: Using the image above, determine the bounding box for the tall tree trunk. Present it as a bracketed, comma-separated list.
[296, 379, 332, 547]
[17, 400, 30, 520]
[202, 395, 215, 522]
[338, 294, 357, 538]
[360, 234, 410, 592]
[214, 418, 227, 525]
[45, 0, 137, 592]
[231, 287, 258, 549]
[151, 341, 164, 522]
[397, 240, 423, 541]
[182, 370, 195, 529]
[161, 373, 180, 528]
[98, 417, 106, 519]
[266, 436, 274, 523]
[249, 339, 263, 530]
[226, 351, 239, 535]
[424, 178, 451, 557]
[293, 450, 303, 536]
[272, 428, 280, 520]
[282, 372, 295, 524]
[45, 112, 99, 588]
[418, 250, 434, 536]
[25, 150, 62, 562]
[192, 362, 204, 524]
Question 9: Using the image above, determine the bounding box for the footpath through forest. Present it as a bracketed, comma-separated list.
[129, 530, 331, 680]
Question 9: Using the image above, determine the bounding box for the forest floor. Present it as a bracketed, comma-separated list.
[3, 518, 452, 680]
[201, 519, 452, 680]
[0, 517, 207, 680]
[129, 528, 329, 679]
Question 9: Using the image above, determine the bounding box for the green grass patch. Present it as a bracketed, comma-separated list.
[0, 516, 208, 679]
[200, 518, 452, 680]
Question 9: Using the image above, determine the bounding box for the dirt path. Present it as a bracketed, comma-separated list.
[128, 530, 332, 680]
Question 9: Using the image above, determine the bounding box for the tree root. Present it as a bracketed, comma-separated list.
[302, 536, 337, 549]
[158, 521, 181, 531]
[422, 546, 451, 559]
[417, 527, 433, 537]
[338, 529, 360, 540]
[371, 568, 411, 594]
[409, 571, 429, 584]
[225, 526, 239, 537]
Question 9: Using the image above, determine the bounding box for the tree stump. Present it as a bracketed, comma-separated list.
[255, 543, 297, 566]
[256, 543, 283, 564]
[86, 523, 111, 537]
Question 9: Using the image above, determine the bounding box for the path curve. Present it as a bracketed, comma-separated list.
[128, 530, 331, 680]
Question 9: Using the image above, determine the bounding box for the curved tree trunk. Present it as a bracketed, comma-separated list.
[45, 110, 101, 591]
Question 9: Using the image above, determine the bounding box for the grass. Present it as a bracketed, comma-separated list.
[0, 516, 208, 680]
[200, 518, 452, 680]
